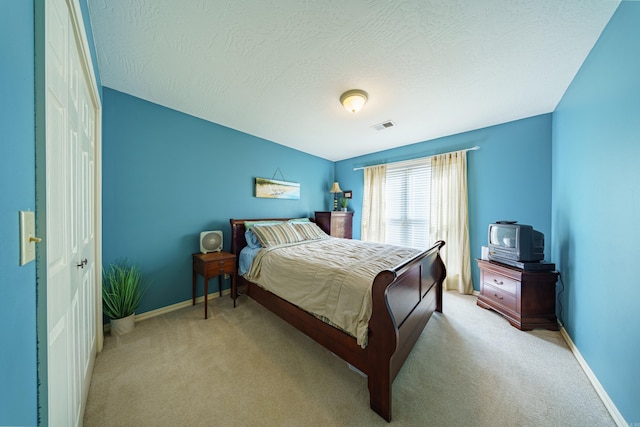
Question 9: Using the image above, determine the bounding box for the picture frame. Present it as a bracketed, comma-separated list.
[255, 177, 300, 200]
[343, 190, 352, 199]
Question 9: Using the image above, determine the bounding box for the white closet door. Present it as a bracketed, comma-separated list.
[45, 0, 98, 425]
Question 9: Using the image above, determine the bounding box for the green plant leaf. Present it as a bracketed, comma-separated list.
[102, 259, 150, 319]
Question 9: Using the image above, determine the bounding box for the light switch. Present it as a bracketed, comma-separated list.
[19, 211, 40, 266]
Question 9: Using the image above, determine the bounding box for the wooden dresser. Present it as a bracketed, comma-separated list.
[315, 211, 353, 239]
[476, 259, 558, 331]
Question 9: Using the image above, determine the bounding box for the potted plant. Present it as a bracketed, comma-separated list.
[102, 260, 150, 336]
[339, 197, 349, 211]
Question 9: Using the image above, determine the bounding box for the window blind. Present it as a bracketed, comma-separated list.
[385, 158, 432, 248]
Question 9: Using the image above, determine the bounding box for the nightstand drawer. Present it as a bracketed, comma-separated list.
[483, 271, 517, 295]
[205, 258, 235, 276]
[482, 283, 517, 312]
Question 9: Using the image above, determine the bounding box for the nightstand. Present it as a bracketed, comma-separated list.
[192, 251, 237, 319]
[315, 211, 354, 239]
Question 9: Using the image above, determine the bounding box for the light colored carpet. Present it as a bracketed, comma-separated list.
[84, 292, 615, 426]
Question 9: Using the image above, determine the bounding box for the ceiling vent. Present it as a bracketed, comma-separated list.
[372, 120, 396, 131]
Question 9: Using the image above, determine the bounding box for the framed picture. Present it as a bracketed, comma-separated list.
[343, 190, 352, 199]
[255, 177, 300, 200]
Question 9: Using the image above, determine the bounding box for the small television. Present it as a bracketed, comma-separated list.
[488, 221, 544, 263]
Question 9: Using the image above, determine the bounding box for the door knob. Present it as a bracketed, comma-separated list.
[76, 258, 88, 268]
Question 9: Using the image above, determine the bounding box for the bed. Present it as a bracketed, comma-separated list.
[230, 218, 446, 421]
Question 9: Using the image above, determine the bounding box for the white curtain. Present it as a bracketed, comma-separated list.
[361, 165, 386, 243]
[429, 150, 473, 294]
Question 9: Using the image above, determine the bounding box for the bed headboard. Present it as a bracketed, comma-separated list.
[229, 218, 311, 259]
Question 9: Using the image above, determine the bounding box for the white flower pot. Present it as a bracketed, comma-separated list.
[110, 313, 135, 336]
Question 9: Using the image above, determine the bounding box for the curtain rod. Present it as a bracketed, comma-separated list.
[352, 145, 480, 171]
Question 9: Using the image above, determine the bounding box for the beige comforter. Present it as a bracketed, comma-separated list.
[244, 237, 421, 347]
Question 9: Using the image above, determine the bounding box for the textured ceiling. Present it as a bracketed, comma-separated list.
[87, 0, 619, 161]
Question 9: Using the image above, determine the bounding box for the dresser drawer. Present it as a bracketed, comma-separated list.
[482, 283, 517, 312]
[205, 258, 235, 276]
[482, 271, 518, 295]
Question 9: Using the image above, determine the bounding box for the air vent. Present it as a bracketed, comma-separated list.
[372, 120, 396, 131]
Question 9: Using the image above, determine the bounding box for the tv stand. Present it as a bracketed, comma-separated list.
[476, 259, 558, 331]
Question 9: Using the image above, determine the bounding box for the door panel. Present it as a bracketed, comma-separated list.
[47, 318, 68, 426]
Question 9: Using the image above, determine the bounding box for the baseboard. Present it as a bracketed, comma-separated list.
[559, 325, 628, 427]
[103, 289, 232, 332]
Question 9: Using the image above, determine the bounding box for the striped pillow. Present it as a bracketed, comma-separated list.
[292, 222, 328, 241]
[250, 222, 304, 247]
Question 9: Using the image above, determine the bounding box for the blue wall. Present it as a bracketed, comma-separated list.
[336, 114, 553, 292]
[552, 1, 639, 423]
[102, 89, 334, 313]
[0, 2, 37, 426]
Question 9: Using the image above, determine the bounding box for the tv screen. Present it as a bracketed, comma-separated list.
[489, 225, 517, 248]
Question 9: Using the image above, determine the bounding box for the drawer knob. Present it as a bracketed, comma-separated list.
[493, 279, 504, 285]
[493, 293, 503, 300]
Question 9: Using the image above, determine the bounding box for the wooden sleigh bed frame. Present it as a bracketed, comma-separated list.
[230, 218, 446, 421]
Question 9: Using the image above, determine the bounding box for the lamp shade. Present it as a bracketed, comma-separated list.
[330, 182, 342, 193]
[340, 90, 368, 113]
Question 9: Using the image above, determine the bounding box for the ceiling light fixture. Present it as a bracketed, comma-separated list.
[340, 89, 368, 114]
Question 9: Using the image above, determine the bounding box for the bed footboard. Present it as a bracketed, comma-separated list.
[367, 240, 446, 421]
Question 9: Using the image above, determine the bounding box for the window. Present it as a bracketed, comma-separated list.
[384, 158, 432, 248]
[362, 149, 472, 293]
